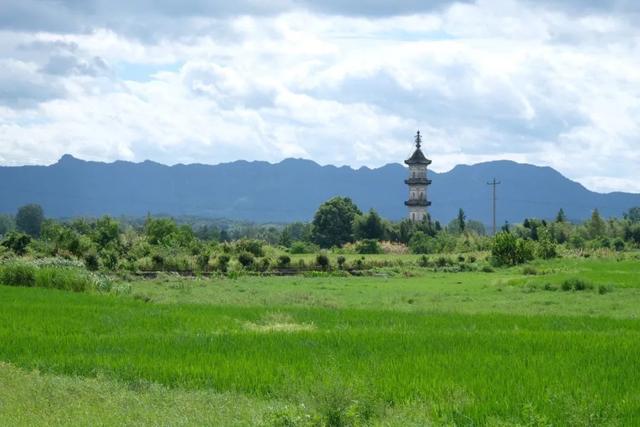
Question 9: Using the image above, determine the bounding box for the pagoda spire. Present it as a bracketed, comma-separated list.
[415, 130, 422, 149]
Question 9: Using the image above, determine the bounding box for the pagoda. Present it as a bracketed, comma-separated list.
[404, 131, 432, 221]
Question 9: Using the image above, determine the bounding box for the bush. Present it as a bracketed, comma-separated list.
[522, 266, 538, 275]
[481, 265, 494, 273]
[355, 239, 382, 254]
[561, 278, 594, 291]
[277, 255, 291, 268]
[337, 255, 346, 269]
[84, 250, 100, 271]
[0, 263, 36, 287]
[491, 232, 535, 266]
[238, 251, 255, 268]
[217, 254, 231, 273]
[316, 253, 330, 270]
[613, 238, 625, 252]
[598, 284, 614, 294]
[290, 241, 318, 254]
[419, 255, 430, 267]
[1, 231, 31, 255]
[236, 239, 265, 257]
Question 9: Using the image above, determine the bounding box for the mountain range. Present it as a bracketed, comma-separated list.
[1, 155, 639, 225]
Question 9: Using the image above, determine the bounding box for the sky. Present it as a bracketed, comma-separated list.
[0, 0, 639, 193]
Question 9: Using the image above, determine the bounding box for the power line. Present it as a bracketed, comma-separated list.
[487, 178, 501, 235]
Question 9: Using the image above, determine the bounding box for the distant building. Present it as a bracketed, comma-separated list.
[404, 131, 432, 221]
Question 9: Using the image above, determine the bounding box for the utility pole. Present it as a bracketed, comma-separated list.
[487, 178, 501, 235]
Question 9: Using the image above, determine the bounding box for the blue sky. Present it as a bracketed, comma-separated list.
[0, 0, 639, 192]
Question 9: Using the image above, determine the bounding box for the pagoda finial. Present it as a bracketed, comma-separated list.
[415, 130, 422, 149]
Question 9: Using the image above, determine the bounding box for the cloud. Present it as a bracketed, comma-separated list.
[0, 0, 639, 193]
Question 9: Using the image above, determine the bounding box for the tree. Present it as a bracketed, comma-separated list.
[466, 220, 486, 236]
[624, 207, 640, 223]
[353, 209, 385, 240]
[587, 209, 605, 239]
[93, 216, 120, 248]
[556, 208, 567, 223]
[144, 217, 178, 245]
[0, 214, 14, 236]
[311, 197, 361, 248]
[16, 204, 44, 237]
[457, 208, 466, 232]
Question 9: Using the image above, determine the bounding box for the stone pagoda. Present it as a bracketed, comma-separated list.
[404, 131, 432, 221]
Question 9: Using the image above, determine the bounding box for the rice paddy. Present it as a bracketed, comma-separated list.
[1, 254, 639, 425]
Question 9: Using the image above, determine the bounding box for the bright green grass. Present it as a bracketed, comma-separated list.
[1, 255, 640, 425]
[1, 283, 640, 425]
[0, 361, 282, 427]
[129, 256, 640, 318]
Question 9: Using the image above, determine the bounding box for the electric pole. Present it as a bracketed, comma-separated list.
[487, 178, 501, 235]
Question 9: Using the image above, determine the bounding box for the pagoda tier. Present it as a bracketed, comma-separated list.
[404, 199, 432, 207]
[404, 177, 432, 185]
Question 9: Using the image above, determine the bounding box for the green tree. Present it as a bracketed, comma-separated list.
[312, 197, 362, 248]
[587, 209, 605, 239]
[144, 217, 178, 245]
[466, 220, 486, 236]
[0, 214, 14, 236]
[624, 207, 640, 223]
[556, 208, 567, 223]
[16, 204, 44, 237]
[93, 216, 120, 248]
[353, 209, 385, 240]
[457, 208, 466, 232]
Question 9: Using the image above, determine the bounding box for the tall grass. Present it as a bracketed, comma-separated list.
[0, 262, 109, 292]
[0, 285, 638, 425]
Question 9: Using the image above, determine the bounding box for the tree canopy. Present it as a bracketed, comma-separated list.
[16, 204, 44, 237]
[312, 197, 361, 248]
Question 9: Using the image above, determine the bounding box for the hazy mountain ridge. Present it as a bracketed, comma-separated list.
[1, 155, 639, 225]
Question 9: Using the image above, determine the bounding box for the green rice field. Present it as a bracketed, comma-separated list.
[1, 255, 639, 426]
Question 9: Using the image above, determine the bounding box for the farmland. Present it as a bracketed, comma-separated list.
[1, 254, 639, 426]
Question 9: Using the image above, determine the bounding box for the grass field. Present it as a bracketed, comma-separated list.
[1, 254, 639, 426]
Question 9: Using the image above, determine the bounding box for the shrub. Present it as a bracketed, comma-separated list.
[236, 239, 264, 257]
[468, 255, 477, 263]
[522, 266, 538, 275]
[1, 231, 31, 255]
[290, 241, 318, 254]
[0, 263, 36, 287]
[257, 257, 271, 272]
[337, 255, 346, 269]
[419, 255, 430, 267]
[561, 278, 594, 291]
[84, 250, 100, 271]
[238, 251, 255, 268]
[100, 248, 119, 270]
[598, 284, 614, 294]
[217, 254, 231, 273]
[435, 256, 450, 268]
[491, 232, 535, 266]
[196, 253, 210, 271]
[457, 255, 465, 263]
[613, 238, 625, 252]
[355, 239, 382, 254]
[481, 265, 494, 273]
[277, 255, 291, 268]
[536, 236, 557, 259]
[151, 253, 164, 270]
[316, 253, 330, 270]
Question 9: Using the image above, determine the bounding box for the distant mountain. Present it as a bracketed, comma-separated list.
[1, 155, 639, 225]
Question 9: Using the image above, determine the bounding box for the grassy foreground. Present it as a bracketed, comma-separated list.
[1, 256, 640, 425]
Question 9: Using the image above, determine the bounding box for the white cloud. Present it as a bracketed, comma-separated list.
[0, 0, 639, 193]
